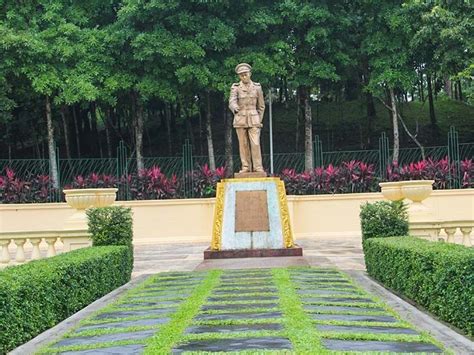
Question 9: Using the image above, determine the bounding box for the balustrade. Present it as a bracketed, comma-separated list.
[0, 230, 90, 266]
[410, 220, 473, 247]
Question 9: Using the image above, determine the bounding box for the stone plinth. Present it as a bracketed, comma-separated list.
[207, 177, 299, 259]
[234, 172, 267, 179]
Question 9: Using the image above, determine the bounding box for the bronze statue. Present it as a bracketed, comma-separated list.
[229, 63, 265, 173]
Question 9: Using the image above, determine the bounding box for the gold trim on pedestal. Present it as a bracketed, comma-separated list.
[277, 180, 294, 248]
[222, 177, 280, 183]
[211, 182, 225, 250]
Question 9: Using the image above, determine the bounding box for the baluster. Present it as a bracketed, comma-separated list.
[431, 227, 441, 242]
[30, 238, 42, 260]
[14, 238, 27, 263]
[444, 227, 457, 243]
[0, 239, 11, 264]
[460, 227, 472, 247]
[45, 237, 57, 257]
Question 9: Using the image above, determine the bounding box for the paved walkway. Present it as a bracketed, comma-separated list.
[132, 237, 365, 277]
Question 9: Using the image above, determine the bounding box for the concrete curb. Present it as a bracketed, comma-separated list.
[346, 270, 474, 355]
[9, 274, 150, 355]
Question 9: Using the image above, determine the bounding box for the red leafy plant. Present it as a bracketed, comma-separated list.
[67, 173, 117, 189]
[192, 164, 225, 198]
[127, 166, 179, 200]
[0, 168, 55, 203]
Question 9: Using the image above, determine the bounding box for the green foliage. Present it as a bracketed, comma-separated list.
[87, 206, 133, 247]
[360, 200, 409, 241]
[0, 246, 132, 353]
[364, 237, 474, 336]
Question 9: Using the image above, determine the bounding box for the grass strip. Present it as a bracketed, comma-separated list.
[36, 339, 145, 354]
[78, 313, 169, 326]
[198, 307, 280, 315]
[204, 299, 278, 305]
[181, 351, 289, 355]
[144, 269, 222, 354]
[181, 329, 285, 341]
[65, 324, 161, 338]
[272, 268, 324, 353]
[190, 318, 282, 326]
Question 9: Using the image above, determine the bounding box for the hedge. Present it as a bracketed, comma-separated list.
[0, 245, 133, 354]
[364, 237, 474, 336]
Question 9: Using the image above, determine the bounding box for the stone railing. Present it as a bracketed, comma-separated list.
[410, 220, 473, 247]
[0, 230, 91, 265]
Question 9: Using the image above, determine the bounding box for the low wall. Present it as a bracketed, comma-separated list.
[1, 189, 472, 245]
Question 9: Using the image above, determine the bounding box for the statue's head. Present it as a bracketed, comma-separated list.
[235, 63, 252, 84]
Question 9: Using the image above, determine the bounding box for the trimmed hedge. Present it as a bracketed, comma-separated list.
[364, 237, 474, 336]
[0, 246, 132, 353]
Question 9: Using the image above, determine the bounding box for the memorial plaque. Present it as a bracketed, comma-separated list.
[235, 190, 269, 232]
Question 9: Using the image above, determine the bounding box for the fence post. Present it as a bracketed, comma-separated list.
[447, 126, 461, 189]
[182, 139, 193, 198]
[117, 141, 129, 200]
[313, 135, 324, 168]
[378, 132, 390, 180]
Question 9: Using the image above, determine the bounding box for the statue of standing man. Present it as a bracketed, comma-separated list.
[229, 63, 265, 173]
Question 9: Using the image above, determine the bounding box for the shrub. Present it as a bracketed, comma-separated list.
[0, 168, 55, 203]
[364, 237, 474, 336]
[0, 246, 132, 353]
[192, 164, 226, 198]
[67, 173, 117, 189]
[87, 206, 133, 248]
[125, 166, 179, 200]
[360, 200, 408, 241]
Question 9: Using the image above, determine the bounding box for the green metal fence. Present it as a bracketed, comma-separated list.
[1, 133, 472, 201]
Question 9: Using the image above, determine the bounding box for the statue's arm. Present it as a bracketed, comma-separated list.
[257, 86, 265, 121]
[229, 85, 239, 114]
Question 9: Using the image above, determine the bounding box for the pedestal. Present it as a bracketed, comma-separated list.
[205, 177, 301, 259]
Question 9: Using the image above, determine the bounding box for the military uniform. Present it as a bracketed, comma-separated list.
[229, 63, 265, 172]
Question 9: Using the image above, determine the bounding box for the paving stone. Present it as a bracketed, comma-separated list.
[185, 323, 283, 334]
[293, 278, 349, 285]
[76, 317, 170, 332]
[195, 311, 282, 321]
[201, 303, 278, 311]
[322, 339, 442, 353]
[311, 314, 397, 322]
[54, 330, 156, 347]
[208, 295, 278, 302]
[297, 284, 356, 290]
[304, 305, 385, 313]
[59, 344, 146, 355]
[127, 294, 188, 301]
[172, 337, 292, 353]
[218, 282, 274, 288]
[297, 289, 359, 295]
[94, 308, 176, 320]
[117, 300, 180, 308]
[300, 296, 375, 303]
[213, 287, 277, 294]
[221, 275, 273, 281]
[144, 282, 200, 289]
[316, 324, 419, 335]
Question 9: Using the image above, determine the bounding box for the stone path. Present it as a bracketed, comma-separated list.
[39, 267, 445, 354]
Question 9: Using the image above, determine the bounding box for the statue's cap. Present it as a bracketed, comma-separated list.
[235, 63, 252, 74]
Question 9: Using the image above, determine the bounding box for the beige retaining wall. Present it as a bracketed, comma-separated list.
[1, 189, 472, 245]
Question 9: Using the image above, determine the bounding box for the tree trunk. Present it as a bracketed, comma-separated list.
[205, 90, 216, 170]
[444, 76, 452, 98]
[426, 73, 437, 141]
[224, 100, 233, 176]
[300, 86, 313, 171]
[105, 108, 112, 158]
[134, 95, 145, 172]
[164, 103, 172, 155]
[72, 106, 81, 158]
[458, 81, 463, 101]
[45, 96, 59, 188]
[366, 91, 376, 148]
[419, 72, 424, 102]
[60, 105, 71, 159]
[389, 88, 400, 164]
[295, 87, 300, 151]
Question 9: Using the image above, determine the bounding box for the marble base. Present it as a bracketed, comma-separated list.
[204, 245, 303, 259]
[234, 172, 268, 179]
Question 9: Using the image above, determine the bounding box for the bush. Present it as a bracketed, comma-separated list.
[0, 246, 132, 353]
[364, 237, 474, 336]
[360, 200, 408, 241]
[87, 206, 133, 247]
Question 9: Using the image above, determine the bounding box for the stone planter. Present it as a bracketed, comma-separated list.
[63, 188, 118, 230]
[400, 180, 435, 203]
[379, 181, 403, 201]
